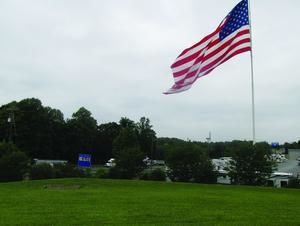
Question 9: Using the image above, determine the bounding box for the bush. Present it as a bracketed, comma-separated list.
[0, 142, 20, 158]
[288, 177, 300, 188]
[166, 142, 217, 183]
[53, 164, 85, 178]
[149, 168, 166, 181]
[95, 168, 108, 178]
[139, 171, 150, 180]
[140, 168, 166, 181]
[0, 151, 29, 182]
[107, 166, 131, 179]
[115, 147, 146, 179]
[30, 164, 55, 180]
[30, 163, 86, 180]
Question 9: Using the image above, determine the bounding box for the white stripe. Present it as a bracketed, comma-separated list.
[174, 36, 250, 83]
[165, 83, 193, 94]
[174, 57, 203, 83]
[176, 42, 251, 86]
[205, 25, 250, 55]
[174, 33, 218, 62]
[174, 18, 227, 63]
[198, 42, 251, 77]
[201, 34, 250, 68]
[171, 25, 250, 74]
[205, 26, 250, 55]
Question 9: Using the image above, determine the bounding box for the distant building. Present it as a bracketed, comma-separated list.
[267, 172, 293, 188]
[33, 159, 67, 167]
[212, 157, 232, 184]
[268, 149, 300, 188]
[104, 158, 116, 167]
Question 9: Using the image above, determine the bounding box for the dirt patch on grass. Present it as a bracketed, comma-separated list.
[44, 184, 81, 190]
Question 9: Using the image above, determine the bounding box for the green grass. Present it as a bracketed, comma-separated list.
[0, 179, 300, 225]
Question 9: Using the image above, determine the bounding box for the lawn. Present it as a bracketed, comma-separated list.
[0, 178, 300, 225]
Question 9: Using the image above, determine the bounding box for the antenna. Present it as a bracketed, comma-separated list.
[7, 109, 17, 143]
[206, 131, 211, 143]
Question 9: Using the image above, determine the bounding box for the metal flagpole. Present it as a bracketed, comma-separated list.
[247, 0, 256, 145]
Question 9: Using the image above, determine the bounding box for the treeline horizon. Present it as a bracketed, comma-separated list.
[0, 97, 299, 163]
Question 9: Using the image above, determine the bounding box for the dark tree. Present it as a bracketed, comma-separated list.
[0, 142, 29, 182]
[0, 98, 67, 159]
[228, 142, 273, 185]
[113, 147, 145, 179]
[65, 107, 98, 162]
[112, 118, 139, 158]
[166, 142, 217, 183]
[96, 122, 120, 163]
[136, 117, 156, 158]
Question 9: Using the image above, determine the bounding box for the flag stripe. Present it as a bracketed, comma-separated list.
[175, 26, 222, 61]
[172, 26, 249, 74]
[173, 28, 250, 84]
[176, 42, 251, 86]
[165, 0, 251, 94]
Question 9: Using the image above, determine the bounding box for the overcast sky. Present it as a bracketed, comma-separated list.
[0, 0, 299, 143]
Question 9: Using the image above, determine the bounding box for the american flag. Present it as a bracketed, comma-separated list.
[164, 0, 251, 94]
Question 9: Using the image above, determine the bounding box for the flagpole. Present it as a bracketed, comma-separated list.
[247, 0, 256, 145]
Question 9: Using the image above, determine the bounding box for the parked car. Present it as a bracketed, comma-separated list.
[104, 158, 116, 167]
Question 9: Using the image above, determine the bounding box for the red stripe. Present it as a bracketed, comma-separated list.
[175, 42, 250, 86]
[175, 70, 198, 85]
[200, 38, 251, 73]
[173, 53, 205, 78]
[216, 47, 251, 67]
[172, 67, 191, 78]
[202, 29, 250, 62]
[171, 49, 203, 68]
[176, 26, 222, 58]
[174, 35, 250, 82]
[171, 29, 249, 75]
[197, 47, 251, 80]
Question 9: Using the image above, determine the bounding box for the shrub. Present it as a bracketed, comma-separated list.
[30, 164, 55, 180]
[166, 142, 217, 183]
[0, 151, 29, 182]
[139, 171, 150, 180]
[30, 163, 86, 180]
[107, 166, 134, 179]
[95, 168, 108, 178]
[115, 147, 145, 179]
[149, 168, 166, 181]
[140, 168, 166, 181]
[288, 177, 300, 188]
[53, 164, 85, 178]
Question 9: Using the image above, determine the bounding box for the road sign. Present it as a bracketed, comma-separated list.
[78, 154, 92, 168]
[271, 142, 280, 149]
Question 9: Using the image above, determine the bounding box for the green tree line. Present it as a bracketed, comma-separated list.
[0, 97, 298, 185]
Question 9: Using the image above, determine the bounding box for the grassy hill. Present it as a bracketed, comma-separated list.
[0, 178, 300, 225]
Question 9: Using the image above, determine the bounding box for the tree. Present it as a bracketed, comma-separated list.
[0, 98, 67, 159]
[65, 107, 98, 162]
[156, 137, 188, 161]
[110, 117, 147, 179]
[113, 147, 145, 179]
[112, 118, 139, 158]
[136, 117, 156, 158]
[209, 142, 226, 159]
[0, 142, 29, 182]
[96, 122, 120, 163]
[166, 142, 217, 183]
[228, 142, 273, 185]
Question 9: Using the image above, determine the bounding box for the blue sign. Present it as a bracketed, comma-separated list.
[271, 142, 280, 149]
[78, 154, 92, 168]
